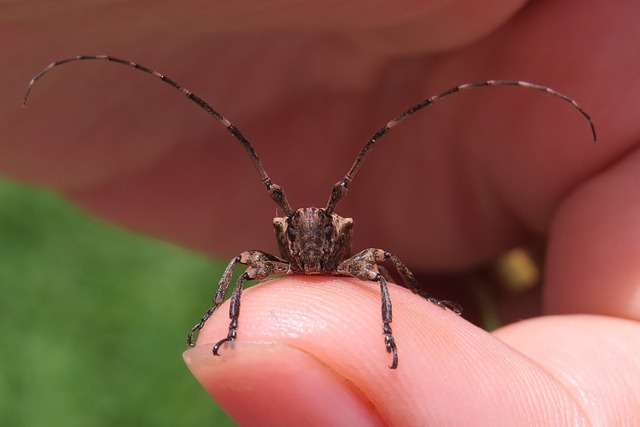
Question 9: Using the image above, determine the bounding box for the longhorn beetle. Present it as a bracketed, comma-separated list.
[24, 56, 596, 369]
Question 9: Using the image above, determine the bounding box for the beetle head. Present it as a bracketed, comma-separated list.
[273, 208, 353, 274]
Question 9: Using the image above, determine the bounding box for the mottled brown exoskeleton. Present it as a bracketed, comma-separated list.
[24, 56, 596, 369]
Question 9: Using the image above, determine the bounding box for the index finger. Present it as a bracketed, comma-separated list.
[184, 276, 640, 425]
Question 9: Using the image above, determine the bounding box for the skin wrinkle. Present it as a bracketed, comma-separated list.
[496, 315, 640, 424]
[454, 325, 589, 424]
[518, 353, 592, 426]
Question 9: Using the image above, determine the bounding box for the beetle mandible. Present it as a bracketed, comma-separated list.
[24, 55, 596, 369]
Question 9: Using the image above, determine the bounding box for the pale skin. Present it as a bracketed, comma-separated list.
[2, 0, 640, 425]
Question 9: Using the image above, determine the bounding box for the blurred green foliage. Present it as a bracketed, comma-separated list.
[0, 178, 236, 426]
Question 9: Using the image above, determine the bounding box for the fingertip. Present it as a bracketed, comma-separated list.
[183, 342, 385, 427]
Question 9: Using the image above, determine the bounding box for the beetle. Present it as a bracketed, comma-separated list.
[24, 55, 596, 368]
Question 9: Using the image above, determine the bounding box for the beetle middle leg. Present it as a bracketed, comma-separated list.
[386, 253, 463, 314]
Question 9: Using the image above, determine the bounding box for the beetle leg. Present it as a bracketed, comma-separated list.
[337, 249, 398, 368]
[187, 250, 287, 350]
[385, 252, 462, 314]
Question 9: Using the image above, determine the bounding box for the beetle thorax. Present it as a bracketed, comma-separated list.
[273, 207, 353, 274]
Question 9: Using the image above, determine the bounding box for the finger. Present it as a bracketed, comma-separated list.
[544, 147, 640, 320]
[493, 315, 640, 424]
[184, 276, 639, 424]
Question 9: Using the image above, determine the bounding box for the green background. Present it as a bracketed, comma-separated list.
[0, 177, 236, 426]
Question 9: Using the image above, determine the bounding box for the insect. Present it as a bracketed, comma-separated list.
[24, 55, 596, 369]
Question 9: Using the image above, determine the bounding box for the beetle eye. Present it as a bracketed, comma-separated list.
[287, 226, 296, 239]
[324, 224, 333, 236]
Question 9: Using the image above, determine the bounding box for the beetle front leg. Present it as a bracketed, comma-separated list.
[377, 273, 398, 369]
[187, 254, 239, 347]
[186, 250, 287, 350]
[212, 257, 289, 355]
[212, 271, 248, 355]
[337, 249, 398, 369]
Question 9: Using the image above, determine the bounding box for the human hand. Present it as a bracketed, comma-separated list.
[3, 0, 640, 425]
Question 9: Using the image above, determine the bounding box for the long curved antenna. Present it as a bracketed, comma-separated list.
[325, 80, 596, 213]
[23, 55, 294, 216]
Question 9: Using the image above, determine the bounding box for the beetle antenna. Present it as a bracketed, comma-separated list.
[23, 55, 294, 216]
[325, 80, 596, 213]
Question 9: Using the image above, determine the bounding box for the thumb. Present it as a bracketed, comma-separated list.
[182, 276, 613, 426]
